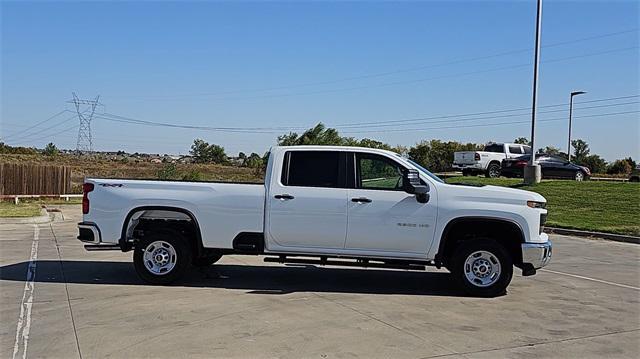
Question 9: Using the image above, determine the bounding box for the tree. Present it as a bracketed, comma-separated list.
[514, 137, 530, 145]
[581, 154, 607, 174]
[245, 152, 263, 169]
[277, 123, 345, 146]
[571, 139, 590, 163]
[607, 159, 633, 175]
[43, 142, 59, 156]
[409, 140, 482, 173]
[190, 139, 227, 164]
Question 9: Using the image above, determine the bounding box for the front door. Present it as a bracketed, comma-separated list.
[267, 150, 348, 250]
[345, 153, 436, 255]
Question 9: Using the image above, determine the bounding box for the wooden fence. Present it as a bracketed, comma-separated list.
[0, 163, 72, 195]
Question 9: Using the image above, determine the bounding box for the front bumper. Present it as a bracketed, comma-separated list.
[521, 240, 552, 269]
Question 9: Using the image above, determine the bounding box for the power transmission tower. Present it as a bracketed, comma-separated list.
[68, 93, 100, 155]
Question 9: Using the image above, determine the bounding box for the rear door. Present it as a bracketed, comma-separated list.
[345, 152, 436, 255]
[267, 150, 348, 250]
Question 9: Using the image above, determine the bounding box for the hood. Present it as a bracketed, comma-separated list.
[445, 183, 546, 205]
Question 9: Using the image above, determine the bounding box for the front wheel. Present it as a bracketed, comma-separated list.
[450, 239, 513, 297]
[133, 230, 192, 285]
[574, 171, 585, 181]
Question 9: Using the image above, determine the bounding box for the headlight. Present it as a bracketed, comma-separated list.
[527, 201, 546, 209]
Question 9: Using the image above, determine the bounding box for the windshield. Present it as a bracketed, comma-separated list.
[406, 159, 445, 183]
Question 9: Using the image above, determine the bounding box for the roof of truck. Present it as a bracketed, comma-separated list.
[271, 145, 401, 157]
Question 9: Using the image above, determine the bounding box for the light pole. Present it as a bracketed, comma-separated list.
[567, 90, 586, 162]
[524, 0, 543, 184]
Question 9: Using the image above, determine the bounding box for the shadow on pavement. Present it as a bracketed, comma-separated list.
[0, 260, 463, 296]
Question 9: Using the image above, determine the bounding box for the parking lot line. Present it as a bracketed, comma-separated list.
[540, 268, 640, 291]
[12, 224, 39, 359]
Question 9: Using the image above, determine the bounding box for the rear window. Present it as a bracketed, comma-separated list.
[282, 151, 341, 188]
[484, 144, 503, 153]
[508, 145, 523, 154]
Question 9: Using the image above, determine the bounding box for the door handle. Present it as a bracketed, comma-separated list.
[274, 194, 295, 200]
[351, 197, 372, 203]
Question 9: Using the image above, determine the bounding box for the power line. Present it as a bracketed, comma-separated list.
[90, 94, 638, 133]
[106, 28, 638, 101]
[217, 46, 637, 102]
[3, 112, 86, 142]
[331, 100, 639, 129]
[342, 110, 640, 134]
[1, 110, 69, 139]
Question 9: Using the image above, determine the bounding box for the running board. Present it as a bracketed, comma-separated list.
[84, 244, 121, 251]
[264, 256, 428, 271]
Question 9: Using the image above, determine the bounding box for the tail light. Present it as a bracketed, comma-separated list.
[82, 183, 94, 214]
[474, 152, 480, 161]
[515, 160, 528, 167]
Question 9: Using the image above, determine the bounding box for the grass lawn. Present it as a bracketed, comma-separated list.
[445, 176, 640, 236]
[0, 202, 42, 218]
[0, 198, 81, 218]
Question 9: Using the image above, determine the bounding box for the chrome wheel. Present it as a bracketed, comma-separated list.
[464, 250, 502, 287]
[143, 240, 177, 275]
[488, 165, 501, 178]
[575, 172, 584, 181]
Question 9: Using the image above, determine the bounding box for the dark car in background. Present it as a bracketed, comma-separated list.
[502, 154, 591, 181]
[630, 165, 640, 182]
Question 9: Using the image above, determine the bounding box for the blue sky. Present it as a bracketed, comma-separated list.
[1, 0, 638, 161]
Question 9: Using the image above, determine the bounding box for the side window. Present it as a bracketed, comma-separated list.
[508, 145, 523, 154]
[356, 153, 404, 191]
[485, 144, 503, 153]
[282, 151, 341, 188]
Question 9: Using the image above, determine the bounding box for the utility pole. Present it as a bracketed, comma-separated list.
[68, 93, 100, 155]
[567, 90, 586, 162]
[524, 0, 543, 184]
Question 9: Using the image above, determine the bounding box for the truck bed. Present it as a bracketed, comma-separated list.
[83, 178, 266, 249]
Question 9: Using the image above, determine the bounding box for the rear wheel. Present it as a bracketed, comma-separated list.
[133, 230, 192, 285]
[486, 163, 501, 178]
[450, 239, 513, 297]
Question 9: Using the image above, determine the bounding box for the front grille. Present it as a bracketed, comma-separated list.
[540, 213, 548, 234]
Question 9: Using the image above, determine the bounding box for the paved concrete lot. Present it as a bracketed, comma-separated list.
[1, 205, 639, 358]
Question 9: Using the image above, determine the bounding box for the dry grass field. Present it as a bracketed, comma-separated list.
[1, 154, 263, 192]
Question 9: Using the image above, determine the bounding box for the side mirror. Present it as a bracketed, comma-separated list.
[402, 169, 430, 203]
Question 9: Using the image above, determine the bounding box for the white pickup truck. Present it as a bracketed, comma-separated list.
[454, 143, 532, 178]
[78, 146, 551, 297]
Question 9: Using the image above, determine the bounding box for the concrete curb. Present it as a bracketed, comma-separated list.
[0, 208, 52, 225]
[545, 227, 640, 244]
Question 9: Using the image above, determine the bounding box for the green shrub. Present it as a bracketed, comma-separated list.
[156, 163, 178, 180]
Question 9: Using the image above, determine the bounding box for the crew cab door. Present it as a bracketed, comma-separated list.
[267, 150, 348, 250]
[345, 153, 436, 255]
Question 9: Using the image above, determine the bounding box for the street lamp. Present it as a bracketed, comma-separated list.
[524, 0, 543, 185]
[567, 90, 587, 162]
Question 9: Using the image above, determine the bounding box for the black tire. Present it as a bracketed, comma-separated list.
[485, 162, 501, 178]
[450, 239, 513, 297]
[133, 230, 192, 285]
[574, 171, 585, 181]
[193, 252, 223, 267]
[462, 169, 471, 177]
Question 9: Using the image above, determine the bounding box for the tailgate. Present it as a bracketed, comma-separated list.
[454, 152, 478, 165]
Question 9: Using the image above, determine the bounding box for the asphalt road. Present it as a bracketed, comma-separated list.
[1, 205, 638, 358]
